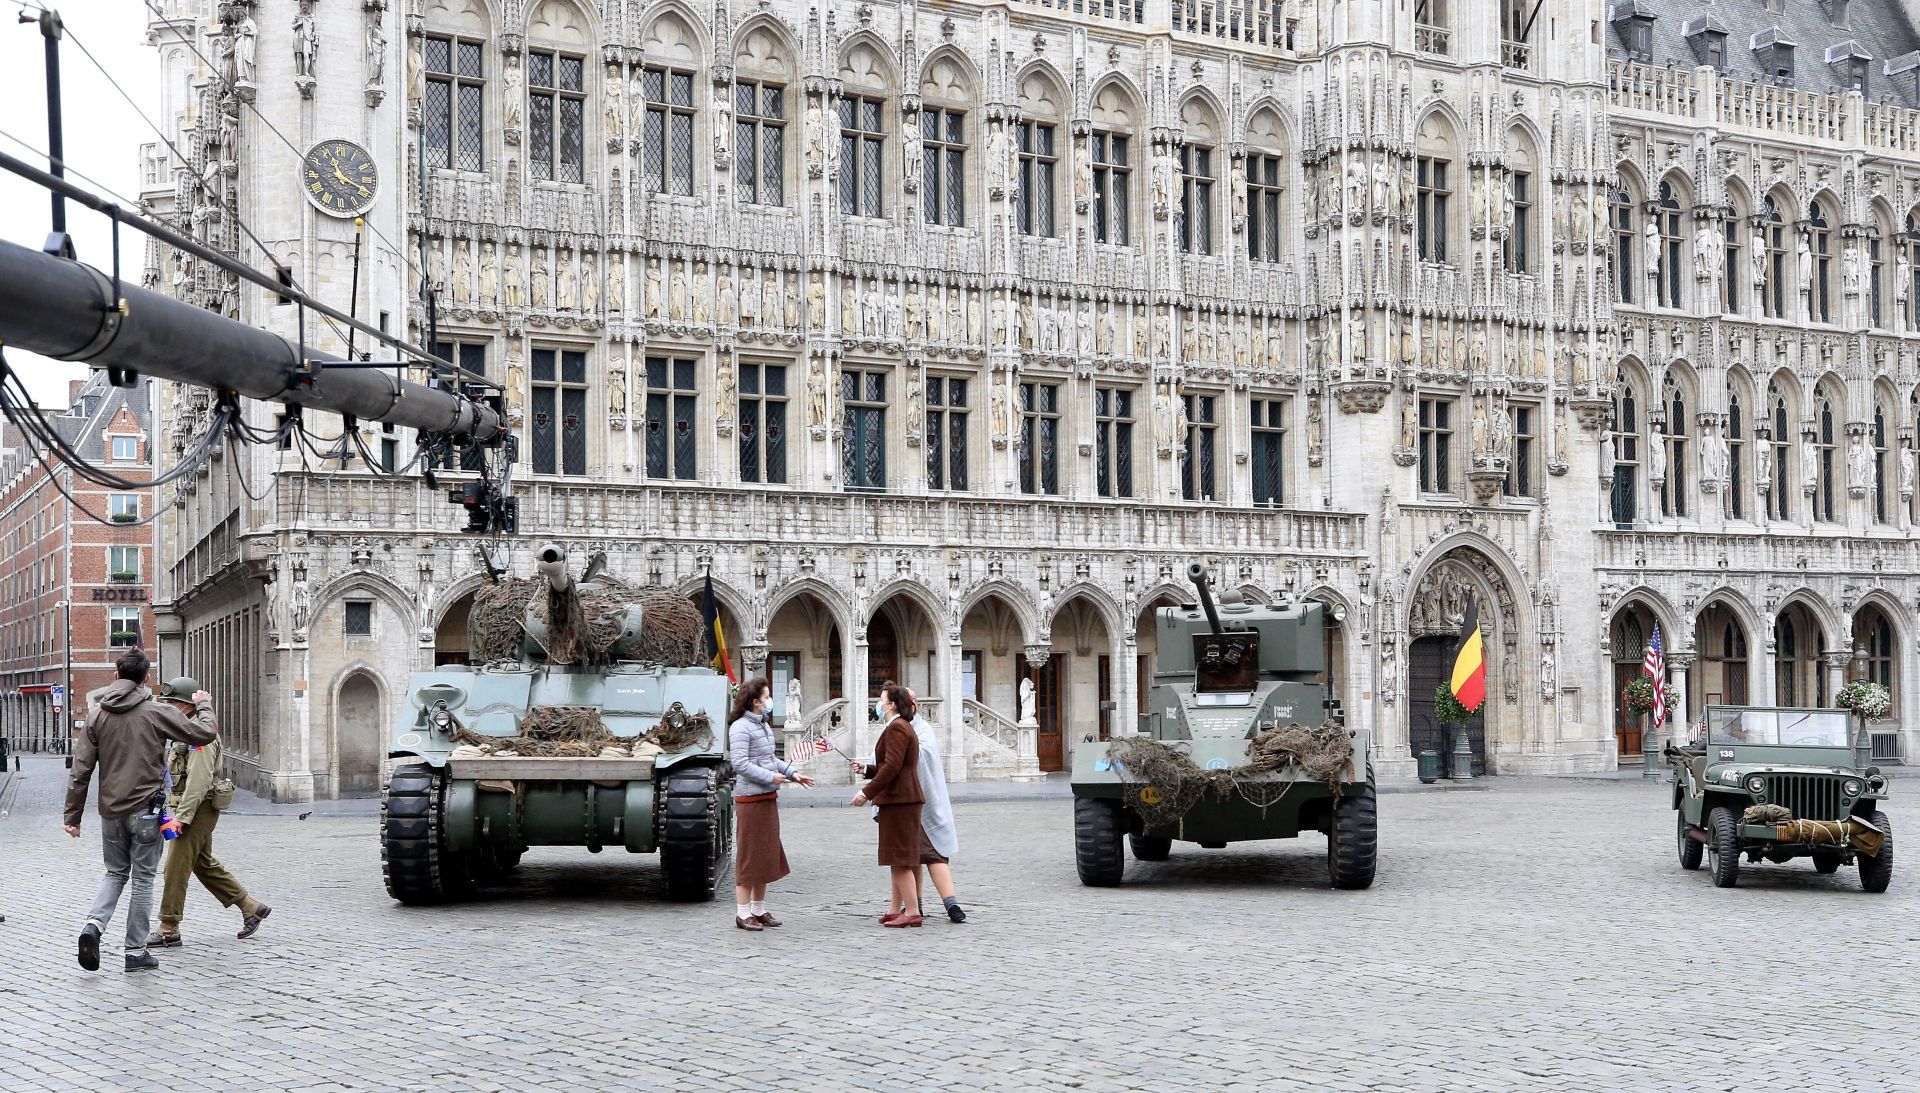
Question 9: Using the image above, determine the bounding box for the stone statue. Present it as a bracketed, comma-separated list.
[529, 256, 550, 310]
[808, 357, 828, 429]
[1843, 246, 1863, 296]
[765, 270, 786, 328]
[1800, 431, 1817, 493]
[1849, 431, 1874, 491]
[235, 16, 259, 83]
[1796, 236, 1813, 294]
[292, 11, 318, 79]
[1472, 400, 1490, 453]
[1306, 398, 1324, 463]
[904, 136, 922, 197]
[1693, 224, 1716, 282]
[1346, 160, 1365, 214]
[646, 260, 663, 319]
[1492, 403, 1514, 460]
[1135, 312, 1150, 359]
[948, 294, 964, 345]
[478, 242, 499, 309]
[1232, 161, 1247, 222]
[1570, 189, 1589, 238]
[841, 282, 858, 335]
[717, 271, 736, 324]
[1700, 422, 1727, 483]
[1900, 255, 1914, 306]
[906, 286, 924, 340]
[1076, 306, 1092, 354]
[579, 255, 598, 314]
[1901, 443, 1916, 498]
[986, 126, 1010, 187]
[785, 678, 804, 725]
[690, 263, 710, 324]
[605, 73, 625, 142]
[290, 577, 310, 636]
[606, 256, 624, 315]
[365, 16, 386, 88]
[504, 58, 523, 130]
[1755, 432, 1773, 493]
[738, 267, 760, 326]
[1541, 651, 1556, 695]
[670, 263, 690, 322]
[451, 241, 472, 303]
[865, 284, 885, 337]
[407, 33, 423, 113]
[1648, 426, 1668, 484]
[806, 100, 825, 170]
[1643, 218, 1661, 279]
[1018, 677, 1037, 726]
[607, 365, 627, 417]
[1372, 159, 1389, 212]
[1751, 232, 1768, 288]
[885, 291, 902, 338]
[1401, 396, 1417, 450]
[556, 252, 577, 311]
[1076, 157, 1093, 206]
[503, 246, 524, 309]
[807, 275, 825, 328]
[1468, 332, 1488, 376]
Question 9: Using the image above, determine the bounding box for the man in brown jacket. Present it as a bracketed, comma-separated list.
[63, 649, 217, 973]
[148, 675, 271, 947]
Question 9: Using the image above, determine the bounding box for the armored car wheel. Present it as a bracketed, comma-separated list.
[1074, 798, 1126, 887]
[1707, 806, 1741, 888]
[660, 766, 731, 902]
[1858, 811, 1893, 894]
[1676, 812, 1703, 871]
[1128, 835, 1172, 862]
[1327, 770, 1378, 890]
[381, 762, 472, 905]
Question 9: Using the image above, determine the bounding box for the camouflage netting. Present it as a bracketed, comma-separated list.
[466, 577, 707, 666]
[450, 701, 716, 758]
[1108, 721, 1356, 833]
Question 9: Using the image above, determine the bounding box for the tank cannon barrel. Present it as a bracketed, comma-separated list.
[536, 544, 573, 593]
[1187, 563, 1224, 635]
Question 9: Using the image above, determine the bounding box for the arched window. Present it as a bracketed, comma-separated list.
[1761, 196, 1787, 318]
[1015, 69, 1067, 238]
[636, 11, 699, 194]
[1722, 206, 1743, 313]
[1776, 615, 1798, 706]
[1612, 368, 1639, 524]
[1874, 400, 1890, 524]
[1245, 110, 1288, 263]
[1506, 133, 1537, 273]
[734, 22, 795, 207]
[1661, 374, 1688, 518]
[1176, 99, 1220, 256]
[919, 55, 972, 228]
[1810, 199, 1833, 322]
[1815, 389, 1838, 522]
[1909, 212, 1920, 329]
[1768, 380, 1792, 521]
[1417, 115, 1457, 263]
[1656, 180, 1684, 308]
[1612, 182, 1636, 305]
[1855, 608, 1897, 712]
[837, 42, 893, 218]
[1869, 223, 1887, 327]
[1727, 390, 1746, 519]
[1090, 83, 1138, 246]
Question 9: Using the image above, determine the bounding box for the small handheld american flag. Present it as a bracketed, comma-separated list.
[1645, 623, 1668, 731]
[808, 730, 833, 756]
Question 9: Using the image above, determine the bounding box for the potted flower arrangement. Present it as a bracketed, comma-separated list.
[1836, 680, 1891, 721]
[1433, 682, 1473, 726]
[1620, 676, 1676, 717]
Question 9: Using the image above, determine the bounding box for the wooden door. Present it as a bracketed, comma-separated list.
[1408, 636, 1485, 777]
[867, 616, 898, 694]
[1614, 661, 1643, 762]
[1029, 657, 1065, 771]
[1097, 655, 1113, 742]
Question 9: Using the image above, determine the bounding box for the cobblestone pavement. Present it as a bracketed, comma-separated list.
[1, 756, 1912, 1091]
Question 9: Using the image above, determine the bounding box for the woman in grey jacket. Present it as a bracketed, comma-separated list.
[728, 677, 812, 931]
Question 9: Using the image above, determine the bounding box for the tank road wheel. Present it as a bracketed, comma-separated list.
[1128, 834, 1172, 862]
[1074, 797, 1126, 887]
[1858, 812, 1894, 894]
[661, 766, 730, 901]
[381, 762, 470, 905]
[1327, 770, 1378, 891]
[1707, 806, 1741, 888]
[1676, 811, 1704, 871]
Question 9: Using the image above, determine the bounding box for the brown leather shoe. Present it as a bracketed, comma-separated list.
[753, 912, 783, 928]
[735, 915, 764, 931]
[882, 913, 923, 928]
[237, 903, 271, 940]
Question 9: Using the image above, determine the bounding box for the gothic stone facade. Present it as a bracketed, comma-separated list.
[142, 0, 1914, 802]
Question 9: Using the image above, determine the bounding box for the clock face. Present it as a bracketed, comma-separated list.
[302, 140, 379, 217]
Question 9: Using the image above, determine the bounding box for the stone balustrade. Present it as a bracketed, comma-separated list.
[1606, 59, 1920, 153]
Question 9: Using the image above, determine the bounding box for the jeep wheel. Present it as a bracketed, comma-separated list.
[1327, 771, 1378, 891]
[1073, 797, 1125, 887]
[1858, 811, 1894, 894]
[1128, 834, 1172, 862]
[1707, 806, 1741, 888]
[1676, 811, 1703, 871]
[1810, 851, 1842, 874]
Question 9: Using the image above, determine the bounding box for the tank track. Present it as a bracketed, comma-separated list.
[658, 765, 732, 901]
[381, 762, 473, 905]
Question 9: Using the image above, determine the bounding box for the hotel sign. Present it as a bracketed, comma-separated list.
[91, 587, 150, 603]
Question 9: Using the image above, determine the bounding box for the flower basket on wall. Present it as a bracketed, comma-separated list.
[1621, 676, 1676, 716]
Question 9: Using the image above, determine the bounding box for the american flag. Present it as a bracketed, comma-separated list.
[807, 731, 833, 756]
[1645, 623, 1668, 731]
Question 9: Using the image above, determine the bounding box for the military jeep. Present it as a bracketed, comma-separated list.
[1668, 705, 1893, 892]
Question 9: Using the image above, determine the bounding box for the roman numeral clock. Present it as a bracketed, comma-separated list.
[302, 140, 379, 217]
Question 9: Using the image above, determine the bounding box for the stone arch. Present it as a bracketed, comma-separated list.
[956, 579, 1039, 642]
[862, 577, 945, 632]
[527, 0, 597, 47]
[1402, 540, 1529, 776]
[1178, 88, 1226, 146]
[918, 45, 978, 103]
[1047, 582, 1126, 645]
[1775, 588, 1839, 649]
[836, 30, 897, 94]
[328, 665, 391, 796]
[670, 572, 754, 628]
[1850, 594, 1905, 711]
[1014, 60, 1069, 120]
[424, 0, 493, 35]
[1089, 74, 1144, 130]
[1414, 101, 1465, 149]
[1773, 590, 1835, 706]
[1609, 585, 1680, 644]
[313, 569, 418, 633]
[732, 12, 797, 82]
[1244, 99, 1292, 151]
[1693, 593, 1759, 715]
[764, 576, 853, 636]
[430, 572, 498, 666]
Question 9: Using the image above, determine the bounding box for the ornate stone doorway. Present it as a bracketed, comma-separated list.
[1608, 603, 1659, 763]
[1403, 547, 1524, 774]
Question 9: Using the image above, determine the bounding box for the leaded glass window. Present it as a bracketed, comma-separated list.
[1092, 131, 1131, 245]
[529, 49, 585, 183]
[424, 36, 485, 171]
[1016, 121, 1056, 237]
[738, 361, 787, 484]
[736, 80, 786, 207]
[641, 65, 696, 196]
[1181, 392, 1218, 501]
[532, 347, 588, 476]
[926, 377, 969, 491]
[1418, 156, 1450, 263]
[921, 107, 966, 227]
[1251, 397, 1286, 506]
[841, 367, 887, 489]
[1018, 381, 1059, 495]
[1095, 385, 1134, 498]
[1177, 144, 1214, 255]
[840, 95, 886, 218]
[644, 356, 697, 480]
[1247, 153, 1285, 263]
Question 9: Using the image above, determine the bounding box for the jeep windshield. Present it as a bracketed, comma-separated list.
[1706, 708, 1852, 748]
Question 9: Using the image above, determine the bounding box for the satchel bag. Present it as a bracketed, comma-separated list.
[209, 777, 237, 811]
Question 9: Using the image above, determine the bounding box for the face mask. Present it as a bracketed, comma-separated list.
[874, 700, 885, 720]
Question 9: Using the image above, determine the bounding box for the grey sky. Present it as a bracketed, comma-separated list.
[1, 1, 157, 411]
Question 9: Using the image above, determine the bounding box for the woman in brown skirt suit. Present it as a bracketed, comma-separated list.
[729, 677, 812, 931]
[849, 683, 926, 927]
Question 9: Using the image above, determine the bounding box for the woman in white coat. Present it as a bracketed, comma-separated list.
[908, 688, 965, 923]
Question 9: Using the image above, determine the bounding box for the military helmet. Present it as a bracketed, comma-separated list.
[158, 676, 201, 700]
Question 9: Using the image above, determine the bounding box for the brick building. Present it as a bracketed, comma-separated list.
[0, 372, 158, 753]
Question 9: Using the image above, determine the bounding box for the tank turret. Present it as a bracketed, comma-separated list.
[466, 544, 706, 666]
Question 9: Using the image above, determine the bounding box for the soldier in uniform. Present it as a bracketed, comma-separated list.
[147, 677, 273, 947]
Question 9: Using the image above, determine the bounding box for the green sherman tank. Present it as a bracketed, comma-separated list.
[380, 543, 733, 905]
[1070, 564, 1377, 889]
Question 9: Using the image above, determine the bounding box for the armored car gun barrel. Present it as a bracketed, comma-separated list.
[380, 545, 732, 906]
[1070, 564, 1377, 890]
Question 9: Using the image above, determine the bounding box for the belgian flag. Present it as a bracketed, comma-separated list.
[1450, 596, 1487, 714]
[701, 574, 737, 684]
